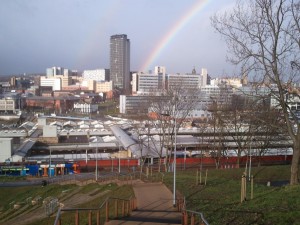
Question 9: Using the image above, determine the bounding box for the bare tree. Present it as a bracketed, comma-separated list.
[251, 103, 288, 166]
[212, 0, 300, 185]
[148, 83, 199, 171]
[208, 99, 227, 169]
[195, 121, 210, 170]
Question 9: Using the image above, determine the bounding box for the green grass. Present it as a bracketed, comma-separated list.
[27, 183, 134, 225]
[163, 165, 300, 225]
[0, 175, 27, 182]
[1, 165, 298, 225]
[0, 184, 77, 211]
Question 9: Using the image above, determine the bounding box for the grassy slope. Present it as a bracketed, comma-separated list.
[163, 165, 300, 225]
[0, 181, 134, 225]
[1, 165, 299, 225]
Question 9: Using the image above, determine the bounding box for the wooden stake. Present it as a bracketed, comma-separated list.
[251, 175, 254, 200]
[205, 169, 208, 186]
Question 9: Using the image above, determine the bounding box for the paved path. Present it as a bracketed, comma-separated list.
[105, 181, 182, 225]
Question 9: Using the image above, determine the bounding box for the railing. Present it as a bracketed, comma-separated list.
[53, 196, 137, 225]
[182, 209, 209, 225]
[51, 170, 165, 225]
[178, 198, 209, 225]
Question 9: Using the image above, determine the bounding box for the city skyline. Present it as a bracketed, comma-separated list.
[0, 0, 238, 76]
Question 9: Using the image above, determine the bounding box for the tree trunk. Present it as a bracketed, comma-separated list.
[236, 151, 241, 168]
[290, 140, 300, 185]
[158, 157, 162, 173]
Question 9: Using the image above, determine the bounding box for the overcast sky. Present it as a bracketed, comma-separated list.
[0, 0, 239, 77]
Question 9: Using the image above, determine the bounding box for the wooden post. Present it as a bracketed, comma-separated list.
[251, 175, 254, 200]
[241, 173, 247, 202]
[191, 213, 195, 225]
[196, 170, 199, 185]
[182, 212, 185, 225]
[134, 198, 137, 210]
[241, 174, 244, 203]
[126, 201, 129, 215]
[96, 210, 100, 225]
[205, 169, 208, 186]
[244, 172, 247, 200]
[200, 169, 202, 185]
[88, 210, 92, 225]
[115, 199, 118, 218]
[105, 201, 109, 222]
[75, 210, 79, 225]
[132, 198, 135, 210]
[129, 200, 132, 214]
[122, 200, 125, 217]
[146, 167, 149, 178]
[184, 211, 188, 225]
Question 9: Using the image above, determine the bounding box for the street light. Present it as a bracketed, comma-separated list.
[161, 113, 177, 207]
[89, 142, 101, 181]
[173, 118, 177, 207]
[116, 136, 122, 173]
[49, 148, 52, 178]
[96, 147, 98, 181]
[118, 141, 121, 173]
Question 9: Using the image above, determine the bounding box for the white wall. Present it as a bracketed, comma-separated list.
[0, 138, 13, 162]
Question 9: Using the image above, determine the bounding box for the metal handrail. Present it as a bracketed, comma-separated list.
[184, 209, 209, 225]
[52, 171, 166, 225]
[180, 197, 209, 225]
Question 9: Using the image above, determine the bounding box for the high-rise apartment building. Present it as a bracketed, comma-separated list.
[110, 34, 130, 91]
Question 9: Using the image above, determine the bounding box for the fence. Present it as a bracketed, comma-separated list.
[178, 198, 209, 225]
[53, 196, 137, 225]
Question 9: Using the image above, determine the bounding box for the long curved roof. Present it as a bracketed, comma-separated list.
[109, 125, 167, 158]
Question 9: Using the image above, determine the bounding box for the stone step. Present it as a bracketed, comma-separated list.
[105, 210, 181, 225]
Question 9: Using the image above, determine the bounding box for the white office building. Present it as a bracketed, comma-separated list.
[96, 81, 113, 93]
[40, 77, 62, 91]
[132, 68, 208, 95]
[132, 73, 165, 95]
[74, 102, 98, 114]
[201, 68, 208, 86]
[154, 66, 166, 75]
[46, 67, 64, 77]
[167, 74, 202, 89]
[82, 69, 110, 82]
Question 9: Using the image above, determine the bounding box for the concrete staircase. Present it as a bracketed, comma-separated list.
[105, 182, 181, 225]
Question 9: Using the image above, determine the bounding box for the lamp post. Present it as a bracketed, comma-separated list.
[118, 142, 121, 173]
[96, 147, 98, 181]
[161, 113, 177, 207]
[117, 136, 121, 173]
[173, 118, 177, 207]
[249, 142, 251, 181]
[49, 148, 52, 178]
[89, 142, 100, 181]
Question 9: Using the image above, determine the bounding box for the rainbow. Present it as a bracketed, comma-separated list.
[140, 0, 210, 72]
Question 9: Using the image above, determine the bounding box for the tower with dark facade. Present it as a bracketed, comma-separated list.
[110, 34, 130, 92]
